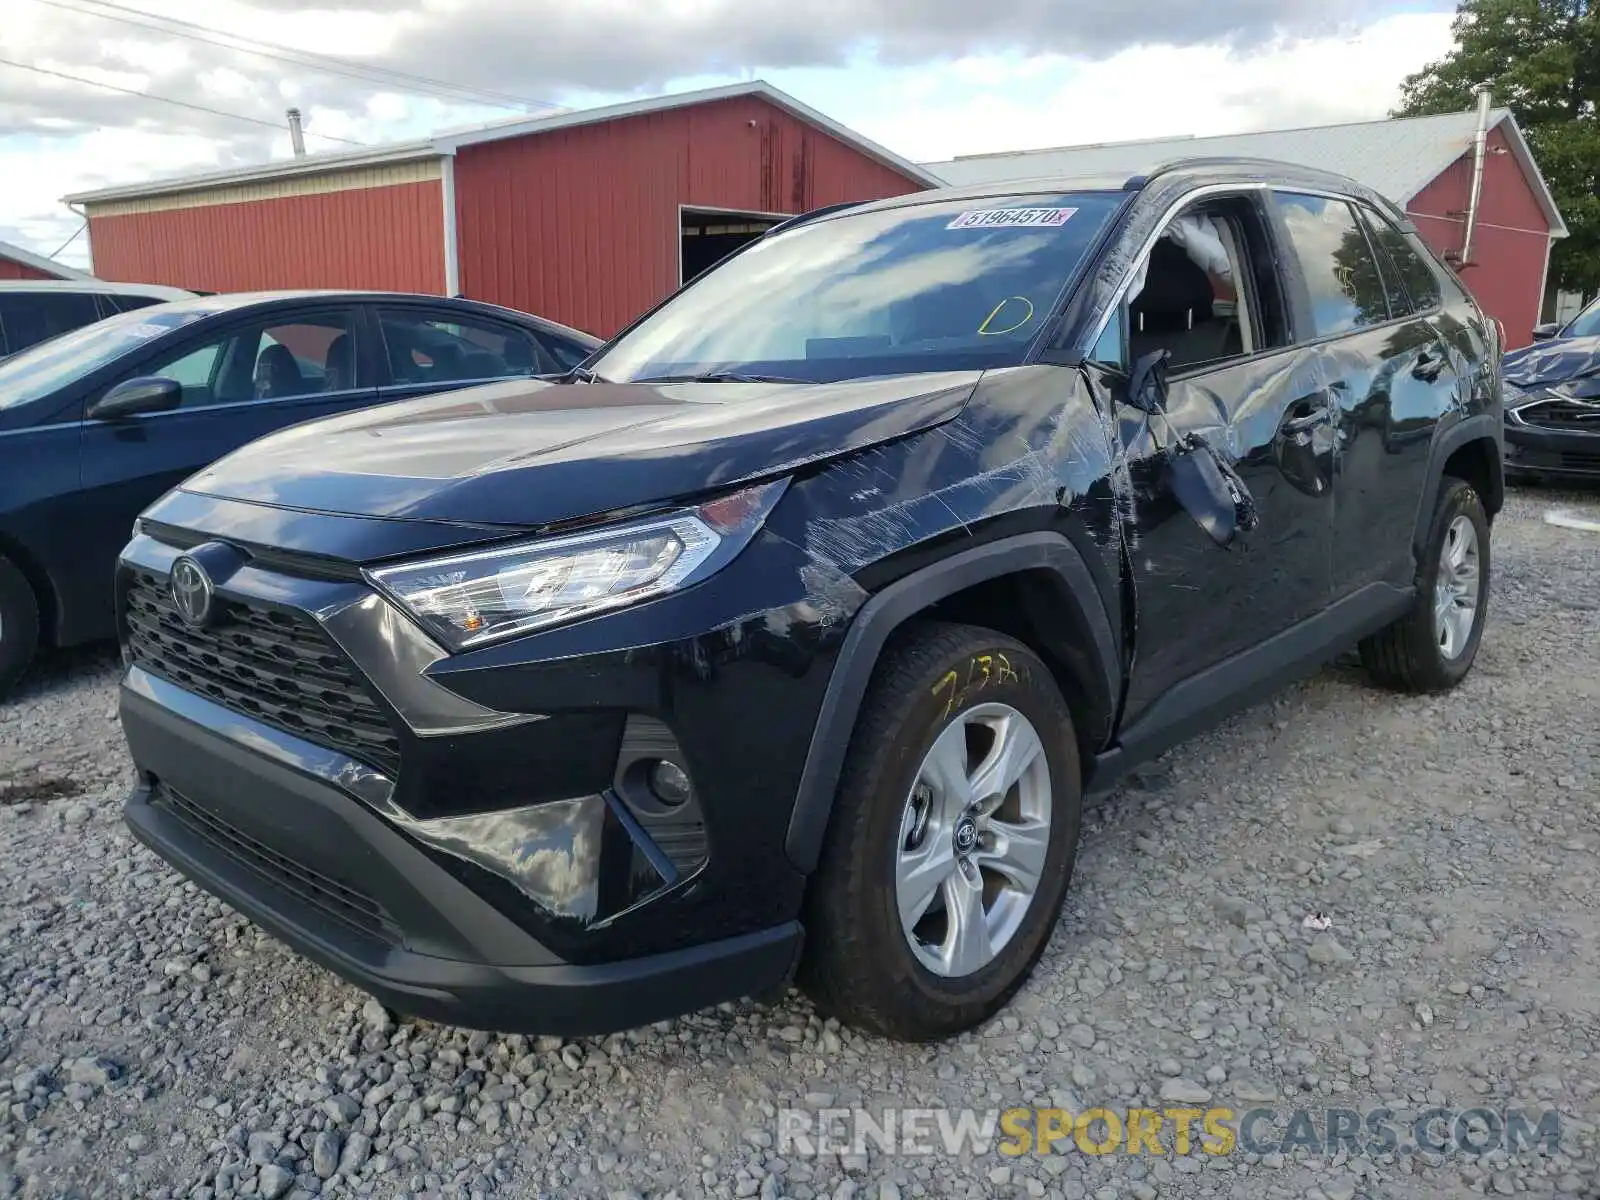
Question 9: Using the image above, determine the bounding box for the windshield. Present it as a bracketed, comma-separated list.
[1564, 295, 1600, 339]
[0, 305, 209, 410]
[591, 191, 1124, 385]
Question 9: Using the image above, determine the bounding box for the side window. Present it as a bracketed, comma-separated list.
[106, 294, 165, 315]
[1089, 305, 1126, 369]
[248, 320, 362, 396]
[1126, 199, 1274, 373]
[537, 332, 592, 371]
[1271, 193, 1391, 337]
[159, 344, 222, 389]
[0, 291, 101, 356]
[122, 312, 359, 409]
[377, 310, 551, 385]
[1359, 209, 1443, 314]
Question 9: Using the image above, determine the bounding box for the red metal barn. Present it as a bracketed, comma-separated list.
[1407, 122, 1559, 349]
[0, 238, 90, 281]
[79, 152, 450, 297]
[69, 83, 937, 337]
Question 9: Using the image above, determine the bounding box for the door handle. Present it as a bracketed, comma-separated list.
[1413, 349, 1446, 382]
[1281, 397, 1326, 434]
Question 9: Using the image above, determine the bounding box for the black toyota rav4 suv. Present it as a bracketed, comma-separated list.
[117, 159, 1502, 1042]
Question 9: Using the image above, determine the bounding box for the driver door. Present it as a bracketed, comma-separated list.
[1104, 192, 1337, 737]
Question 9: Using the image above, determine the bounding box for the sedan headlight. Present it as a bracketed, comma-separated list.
[367, 480, 787, 650]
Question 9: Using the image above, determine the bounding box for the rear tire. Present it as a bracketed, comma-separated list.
[800, 622, 1081, 1041]
[0, 554, 40, 701]
[1359, 478, 1489, 693]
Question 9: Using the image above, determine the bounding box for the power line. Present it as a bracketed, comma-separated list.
[0, 56, 365, 145]
[31, 0, 562, 114]
[49, 221, 86, 258]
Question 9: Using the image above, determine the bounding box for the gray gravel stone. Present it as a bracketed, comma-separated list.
[337, 1131, 372, 1176]
[1158, 1078, 1212, 1104]
[312, 1130, 340, 1179]
[258, 1164, 294, 1199]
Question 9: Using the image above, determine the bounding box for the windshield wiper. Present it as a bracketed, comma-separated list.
[566, 365, 608, 384]
[637, 370, 809, 384]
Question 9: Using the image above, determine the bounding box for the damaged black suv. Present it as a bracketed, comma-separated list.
[117, 159, 1502, 1042]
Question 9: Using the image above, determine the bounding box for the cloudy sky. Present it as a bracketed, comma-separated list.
[3, 0, 1458, 271]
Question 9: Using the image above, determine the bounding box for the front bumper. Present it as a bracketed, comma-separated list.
[1505, 409, 1600, 480]
[114, 487, 868, 1031]
[120, 670, 801, 1034]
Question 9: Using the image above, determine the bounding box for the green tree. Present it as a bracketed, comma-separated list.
[1395, 0, 1600, 293]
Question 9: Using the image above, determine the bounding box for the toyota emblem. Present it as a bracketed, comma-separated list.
[954, 817, 979, 853]
[169, 556, 214, 628]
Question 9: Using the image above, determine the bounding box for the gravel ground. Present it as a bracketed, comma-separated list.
[1, 483, 1597, 1200]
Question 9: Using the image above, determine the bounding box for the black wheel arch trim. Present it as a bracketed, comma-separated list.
[784, 531, 1119, 874]
[1413, 413, 1503, 560]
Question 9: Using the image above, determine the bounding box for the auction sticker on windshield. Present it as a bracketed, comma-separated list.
[946, 208, 1077, 230]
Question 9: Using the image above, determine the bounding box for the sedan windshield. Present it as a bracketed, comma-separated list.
[591, 192, 1124, 385]
[1564, 295, 1600, 339]
[0, 305, 209, 410]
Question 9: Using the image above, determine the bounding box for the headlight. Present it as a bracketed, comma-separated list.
[367, 479, 788, 650]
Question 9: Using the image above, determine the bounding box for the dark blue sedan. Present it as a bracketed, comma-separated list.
[1503, 296, 1600, 483]
[0, 290, 597, 695]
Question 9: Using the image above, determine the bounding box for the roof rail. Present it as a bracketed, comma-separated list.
[764, 200, 864, 236]
[1123, 155, 1334, 191]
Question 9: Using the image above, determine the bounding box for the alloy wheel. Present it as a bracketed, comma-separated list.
[894, 703, 1053, 977]
[1433, 514, 1481, 661]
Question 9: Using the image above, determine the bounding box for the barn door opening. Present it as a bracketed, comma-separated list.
[679, 207, 785, 285]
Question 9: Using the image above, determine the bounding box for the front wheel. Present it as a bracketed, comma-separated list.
[800, 622, 1081, 1041]
[1360, 478, 1490, 692]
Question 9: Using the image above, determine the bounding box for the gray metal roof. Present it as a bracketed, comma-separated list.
[923, 108, 1567, 237]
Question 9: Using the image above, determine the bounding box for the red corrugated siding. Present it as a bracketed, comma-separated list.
[1407, 126, 1553, 349]
[0, 257, 56, 281]
[88, 180, 445, 294]
[454, 96, 927, 336]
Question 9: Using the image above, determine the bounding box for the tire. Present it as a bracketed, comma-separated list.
[0, 553, 40, 701]
[1359, 478, 1490, 693]
[799, 621, 1081, 1041]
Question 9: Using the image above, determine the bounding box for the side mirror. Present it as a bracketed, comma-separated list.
[88, 377, 182, 421]
[1530, 322, 1560, 342]
[1126, 349, 1171, 414]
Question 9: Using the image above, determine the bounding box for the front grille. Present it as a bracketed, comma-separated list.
[152, 781, 399, 943]
[125, 570, 401, 777]
[1519, 398, 1600, 431]
[1557, 449, 1600, 472]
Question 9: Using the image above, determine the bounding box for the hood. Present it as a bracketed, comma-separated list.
[1503, 336, 1600, 389]
[182, 372, 980, 528]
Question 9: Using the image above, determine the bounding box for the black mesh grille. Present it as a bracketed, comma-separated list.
[152, 781, 399, 943]
[125, 570, 401, 777]
[1557, 449, 1600, 472]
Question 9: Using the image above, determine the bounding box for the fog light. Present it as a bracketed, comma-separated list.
[649, 760, 693, 808]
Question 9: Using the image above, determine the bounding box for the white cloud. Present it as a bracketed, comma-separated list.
[854, 12, 1457, 161]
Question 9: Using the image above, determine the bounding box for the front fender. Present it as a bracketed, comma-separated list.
[1411, 412, 1503, 560]
[783, 531, 1118, 874]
